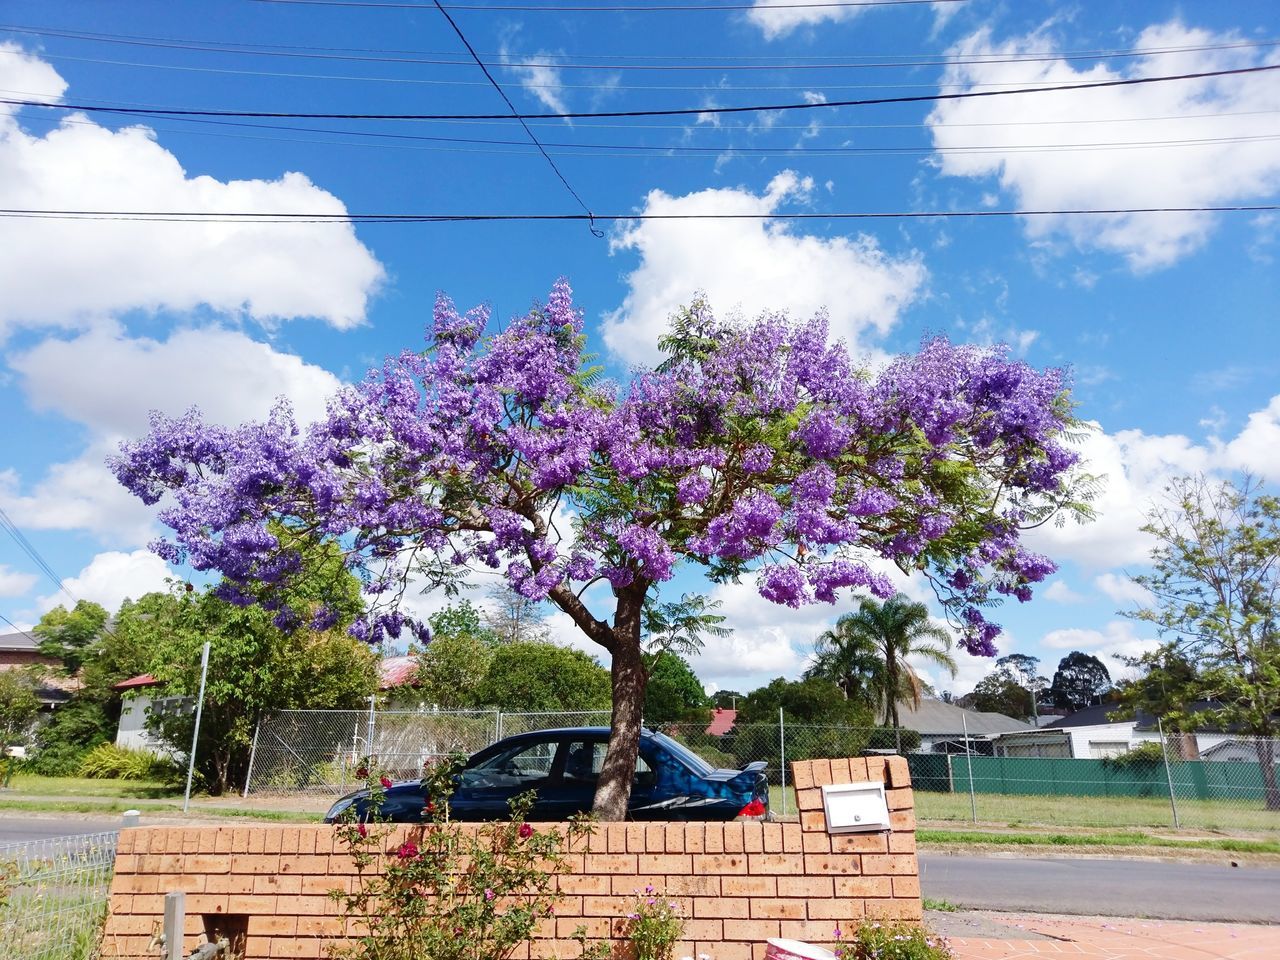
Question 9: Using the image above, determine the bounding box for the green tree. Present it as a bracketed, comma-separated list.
[643, 652, 709, 724]
[33, 600, 108, 674]
[962, 669, 1033, 720]
[1048, 651, 1111, 711]
[737, 676, 869, 726]
[428, 600, 500, 647]
[414, 632, 494, 709]
[811, 594, 957, 728]
[1124, 475, 1280, 809]
[0, 670, 41, 753]
[473, 642, 611, 712]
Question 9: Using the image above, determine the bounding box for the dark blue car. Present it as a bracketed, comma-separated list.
[324, 727, 768, 823]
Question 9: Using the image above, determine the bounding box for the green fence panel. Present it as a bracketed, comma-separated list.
[907, 753, 951, 792]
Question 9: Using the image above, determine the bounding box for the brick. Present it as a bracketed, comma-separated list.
[583, 895, 625, 917]
[664, 823, 685, 853]
[743, 823, 765, 854]
[661, 874, 719, 897]
[559, 917, 612, 939]
[892, 875, 921, 899]
[835, 876, 892, 898]
[807, 898, 866, 920]
[184, 894, 228, 914]
[849, 757, 872, 781]
[886, 787, 915, 811]
[553, 896, 583, 917]
[746, 854, 803, 875]
[694, 898, 748, 918]
[831, 833, 889, 854]
[888, 831, 917, 854]
[230, 854, 281, 875]
[781, 823, 804, 853]
[890, 810, 916, 832]
[205, 874, 256, 895]
[796, 788, 823, 812]
[802, 831, 831, 854]
[884, 755, 911, 788]
[860, 854, 916, 876]
[270, 938, 322, 959]
[247, 915, 297, 936]
[865, 899, 923, 921]
[692, 854, 748, 875]
[722, 822, 745, 853]
[684, 919, 723, 941]
[708, 943, 752, 960]
[761, 822, 783, 853]
[264, 829, 283, 854]
[790, 760, 815, 790]
[637, 854, 691, 875]
[829, 758, 853, 784]
[278, 854, 329, 874]
[231, 829, 250, 854]
[301, 874, 350, 895]
[776, 876, 833, 898]
[112, 874, 159, 895]
[287, 895, 335, 916]
[809, 759, 834, 787]
[750, 898, 806, 920]
[683, 822, 705, 853]
[584, 854, 636, 874]
[228, 894, 279, 914]
[780, 919, 846, 942]
[722, 876, 775, 897]
[722, 919, 781, 942]
[799, 811, 827, 832]
[803, 855, 862, 875]
[625, 823, 646, 852]
[183, 855, 229, 874]
[255, 874, 302, 896]
[557, 874, 611, 896]
[703, 825, 725, 854]
[213, 829, 234, 854]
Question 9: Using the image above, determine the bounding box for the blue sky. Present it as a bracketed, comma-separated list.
[1, 0, 1278, 697]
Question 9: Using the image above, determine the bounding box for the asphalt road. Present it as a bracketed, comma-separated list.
[919, 853, 1280, 923]
[2, 818, 1276, 922]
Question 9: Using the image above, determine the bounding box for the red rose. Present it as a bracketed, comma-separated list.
[397, 841, 419, 860]
[356, 767, 369, 780]
[518, 823, 534, 840]
[356, 823, 367, 838]
[380, 775, 393, 789]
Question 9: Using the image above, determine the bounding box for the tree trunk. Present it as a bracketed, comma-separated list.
[1255, 737, 1280, 812]
[592, 589, 647, 821]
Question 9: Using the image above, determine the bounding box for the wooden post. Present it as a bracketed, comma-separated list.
[163, 890, 186, 960]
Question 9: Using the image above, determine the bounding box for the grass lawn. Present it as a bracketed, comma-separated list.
[1, 774, 181, 800]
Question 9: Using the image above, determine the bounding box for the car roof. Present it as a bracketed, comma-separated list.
[493, 726, 657, 741]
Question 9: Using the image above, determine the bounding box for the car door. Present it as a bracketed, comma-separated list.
[452, 736, 562, 820]
[553, 737, 659, 818]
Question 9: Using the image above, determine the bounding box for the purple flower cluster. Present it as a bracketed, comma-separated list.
[111, 281, 1078, 656]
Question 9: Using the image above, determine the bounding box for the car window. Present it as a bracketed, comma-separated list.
[651, 732, 715, 777]
[460, 739, 558, 789]
[562, 741, 654, 789]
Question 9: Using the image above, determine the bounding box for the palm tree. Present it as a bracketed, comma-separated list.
[811, 594, 957, 728]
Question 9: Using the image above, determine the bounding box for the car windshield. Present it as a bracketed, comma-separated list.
[651, 732, 715, 777]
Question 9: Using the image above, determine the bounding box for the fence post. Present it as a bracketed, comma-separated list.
[961, 713, 977, 824]
[183, 641, 211, 814]
[778, 707, 788, 817]
[1158, 718, 1181, 829]
[242, 719, 261, 799]
[495, 709, 503, 744]
[895, 726, 902, 755]
[366, 695, 377, 759]
[163, 890, 186, 960]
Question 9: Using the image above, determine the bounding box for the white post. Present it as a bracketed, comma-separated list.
[778, 707, 787, 817]
[961, 712, 977, 824]
[366, 694, 377, 761]
[163, 890, 185, 960]
[183, 641, 211, 814]
[1158, 718, 1181, 829]
[241, 720, 261, 799]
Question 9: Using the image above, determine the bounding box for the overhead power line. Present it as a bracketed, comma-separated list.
[251, 0, 961, 11]
[4, 21, 1274, 70]
[1, 205, 1274, 224]
[0, 505, 77, 606]
[428, 0, 600, 234]
[4, 63, 1275, 121]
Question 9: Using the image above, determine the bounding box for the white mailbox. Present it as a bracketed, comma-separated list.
[821, 781, 891, 834]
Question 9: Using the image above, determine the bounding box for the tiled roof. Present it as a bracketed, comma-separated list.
[114, 673, 160, 691]
[705, 708, 737, 736]
[379, 655, 419, 689]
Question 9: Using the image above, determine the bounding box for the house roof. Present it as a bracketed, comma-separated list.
[896, 699, 1036, 736]
[114, 673, 160, 691]
[1042, 703, 1129, 729]
[705, 708, 737, 736]
[378, 656, 419, 690]
[0, 630, 41, 652]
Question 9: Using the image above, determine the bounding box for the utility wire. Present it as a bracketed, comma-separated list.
[4, 63, 1275, 121]
[0, 506, 77, 606]
[1, 205, 1274, 224]
[252, 0, 961, 11]
[5, 21, 1274, 70]
[429, 0, 601, 236]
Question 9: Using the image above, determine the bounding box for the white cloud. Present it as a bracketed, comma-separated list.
[0, 43, 384, 337]
[11, 323, 343, 437]
[746, 0, 867, 40]
[604, 172, 926, 366]
[1093, 572, 1154, 608]
[1039, 620, 1159, 678]
[926, 22, 1280, 269]
[37, 549, 175, 614]
[1222, 395, 1280, 480]
[1043, 580, 1085, 603]
[0, 565, 38, 598]
[499, 46, 569, 115]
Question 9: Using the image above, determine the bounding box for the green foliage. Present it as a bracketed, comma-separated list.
[618, 887, 685, 960]
[1101, 742, 1167, 771]
[429, 600, 501, 646]
[962, 670, 1033, 720]
[0, 670, 41, 749]
[738, 676, 869, 726]
[473, 642, 611, 712]
[332, 760, 596, 960]
[77, 743, 179, 781]
[809, 595, 957, 727]
[414, 632, 495, 709]
[33, 600, 108, 674]
[642, 651, 709, 724]
[642, 592, 727, 659]
[836, 921, 954, 960]
[1048, 651, 1111, 711]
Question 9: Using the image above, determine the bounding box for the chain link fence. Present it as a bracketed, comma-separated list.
[0, 832, 116, 960]
[245, 708, 1280, 836]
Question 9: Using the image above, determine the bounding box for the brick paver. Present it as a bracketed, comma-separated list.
[948, 914, 1279, 960]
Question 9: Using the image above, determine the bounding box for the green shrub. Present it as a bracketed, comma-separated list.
[836, 921, 953, 960]
[1101, 742, 1166, 770]
[77, 743, 178, 781]
[24, 741, 94, 777]
[618, 887, 684, 960]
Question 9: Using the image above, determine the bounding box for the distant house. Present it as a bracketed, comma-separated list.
[705, 708, 737, 737]
[1041, 703, 1247, 760]
[0, 629, 76, 708]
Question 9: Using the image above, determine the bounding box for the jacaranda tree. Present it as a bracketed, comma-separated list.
[112, 280, 1086, 819]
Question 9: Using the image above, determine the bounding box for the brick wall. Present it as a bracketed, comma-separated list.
[102, 757, 919, 960]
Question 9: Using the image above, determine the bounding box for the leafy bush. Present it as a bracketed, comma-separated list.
[1101, 742, 1166, 770]
[835, 921, 953, 960]
[618, 886, 685, 960]
[24, 740, 93, 777]
[77, 743, 178, 781]
[332, 755, 598, 960]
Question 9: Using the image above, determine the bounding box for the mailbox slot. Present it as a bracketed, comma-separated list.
[821, 781, 891, 833]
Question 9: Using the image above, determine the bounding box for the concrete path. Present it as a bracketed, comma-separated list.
[945, 914, 1279, 960]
